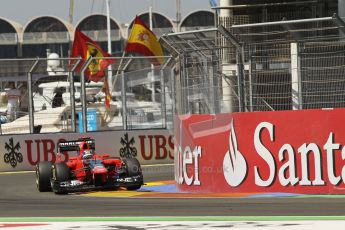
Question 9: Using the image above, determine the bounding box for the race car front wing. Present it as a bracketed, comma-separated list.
[51, 174, 144, 193]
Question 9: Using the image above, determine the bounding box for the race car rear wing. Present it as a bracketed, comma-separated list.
[57, 137, 96, 152]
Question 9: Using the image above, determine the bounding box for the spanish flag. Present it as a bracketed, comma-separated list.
[125, 16, 165, 65]
[70, 29, 114, 82]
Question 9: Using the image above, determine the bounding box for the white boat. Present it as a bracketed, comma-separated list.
[33, 81, 104, 111]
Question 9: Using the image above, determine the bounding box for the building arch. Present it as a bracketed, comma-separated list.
[76, 14, 124, 55]
[22, 16, 72, 58]
[179, 10, 215, 32]
[0, 17, 22, 58]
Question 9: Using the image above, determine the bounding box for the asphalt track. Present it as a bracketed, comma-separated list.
[1, 165, 345, 217]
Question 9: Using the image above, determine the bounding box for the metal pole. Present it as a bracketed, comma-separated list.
[121, 70, 127, 130]
[220, 0, 233, 17]
[180, 55, 185, 114]
[159, 58, 172, 128]
[106, 0, 113, 92]
[176, 0, 181, 27]
[291, 42, 302, 110]
[236, 46, 246, 112]
[165, 28, 217, 37]
[69, 58, 81, 132]
[208, 56, 216, 114]
[69, 0, 74, 24]
[160, 69, 166, 128]
[231, 16, 333, 29]
[27, 59, 39, 134]
[248, 56, 253, 112]
[213, 1, 318, 9]
[218, 23, 241, 112]
[171, 67, 176, 117]
[80, 57, 93, 133]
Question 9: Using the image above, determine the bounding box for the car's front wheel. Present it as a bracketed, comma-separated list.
[51, 163, 70, 194]
[123, 158, 143, 191]
[124, 158, 142, 176]
[36, 161, 53, 192]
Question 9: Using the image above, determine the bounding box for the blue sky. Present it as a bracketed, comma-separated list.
[1, 0, 213, 26]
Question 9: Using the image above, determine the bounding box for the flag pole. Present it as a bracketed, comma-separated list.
[115, 51, 126, 76]
[106, 0, 113, 93]
[149, 6, 156, 103]
[113, 50, 126, 91]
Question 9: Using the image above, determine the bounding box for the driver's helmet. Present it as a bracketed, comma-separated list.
[82, 149, 93, 159]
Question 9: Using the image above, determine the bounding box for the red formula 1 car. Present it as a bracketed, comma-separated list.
[35, 137, 144, 194]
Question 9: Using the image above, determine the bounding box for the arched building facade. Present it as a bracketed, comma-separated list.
[22, 16, 72, 58]
[0, 10, 215, 60]
[180, 10, 215, 32]
[0, 17, 21, 58]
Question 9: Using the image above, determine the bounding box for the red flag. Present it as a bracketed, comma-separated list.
[70, 30, 114, 82]
[103, 77, 111, 109]
[125, 16, 165, 65]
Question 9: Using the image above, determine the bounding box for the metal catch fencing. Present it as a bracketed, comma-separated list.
[2, 16, 345, 134]
[299, 41, 345, 109]
[161, 14, 345, 116]
[0, 56, 174, 135]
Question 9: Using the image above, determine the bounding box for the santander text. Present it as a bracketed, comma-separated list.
[176, 145, 202, 186]
[254, 122, 345, 187]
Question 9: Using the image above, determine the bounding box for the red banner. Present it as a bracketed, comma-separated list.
[175, 109, 345, 194]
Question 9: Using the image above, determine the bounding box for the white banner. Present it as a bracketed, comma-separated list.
[0, 130, 174, 172]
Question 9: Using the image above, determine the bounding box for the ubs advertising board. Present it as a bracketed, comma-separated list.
[175, 109, 345, 194]
[0, 130, 173, 172]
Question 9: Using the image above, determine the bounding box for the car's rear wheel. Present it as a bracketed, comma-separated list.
[36, 161, 52, 192]
[51, 163, 70, 194]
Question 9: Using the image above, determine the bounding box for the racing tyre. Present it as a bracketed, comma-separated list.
[124, 158, 143, 191]
[51, 163, 70, 194]
[36, 161, 52, 192]
[124, 158, 142, 176]
[126, 184, 142, 191]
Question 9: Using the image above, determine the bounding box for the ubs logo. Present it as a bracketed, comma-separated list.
[119, 133, 138, 158]
[4, 137, 23, 168]
[223, 120, 247, 187]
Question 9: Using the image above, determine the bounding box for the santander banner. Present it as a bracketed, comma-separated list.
[175, 109, 345, 194]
